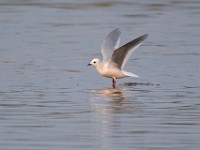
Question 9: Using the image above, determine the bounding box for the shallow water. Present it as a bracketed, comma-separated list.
[0, 0, 200, 150]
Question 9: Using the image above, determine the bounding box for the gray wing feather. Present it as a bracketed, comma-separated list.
[101, 28, 121, 62]
[109, 34, 148, 69]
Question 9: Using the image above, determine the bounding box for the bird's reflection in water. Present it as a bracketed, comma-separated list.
[90, 86, 148, 149]
[97, 87, 124, 103]
[90, 87, 130, 115]
[90, 87, 138, 148]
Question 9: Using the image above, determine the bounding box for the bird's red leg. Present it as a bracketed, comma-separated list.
[112, 78, 116, 88]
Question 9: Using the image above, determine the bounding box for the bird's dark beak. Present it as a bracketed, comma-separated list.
[88, 63, 92, 66]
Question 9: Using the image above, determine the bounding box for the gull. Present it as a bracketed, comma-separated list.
[88, 28, 148, 88]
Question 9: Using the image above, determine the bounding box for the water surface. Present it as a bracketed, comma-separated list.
[0, 0, 200, 150]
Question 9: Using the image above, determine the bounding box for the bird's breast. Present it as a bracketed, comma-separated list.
[96, 66, 126, 79]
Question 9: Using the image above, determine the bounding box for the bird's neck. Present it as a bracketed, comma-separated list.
[95, 62, 104, 74]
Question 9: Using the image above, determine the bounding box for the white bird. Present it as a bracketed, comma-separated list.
[88, 28, 148, 88]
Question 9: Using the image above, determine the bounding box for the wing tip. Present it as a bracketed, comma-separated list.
[140, 34, 149, 41]
[132, 33, 148, 45]
[111, 28, 121, 36]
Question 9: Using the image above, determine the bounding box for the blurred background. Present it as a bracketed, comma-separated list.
[0, 0, 200, 150]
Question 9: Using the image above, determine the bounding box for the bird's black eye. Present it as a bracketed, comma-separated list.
[94, 61, 96, 64]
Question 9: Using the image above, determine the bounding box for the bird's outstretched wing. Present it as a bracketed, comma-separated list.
[109, 34, 148, 69]
[101, 28, 121, 63]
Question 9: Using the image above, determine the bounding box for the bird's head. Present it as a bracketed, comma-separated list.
[88, 58, 100, 67]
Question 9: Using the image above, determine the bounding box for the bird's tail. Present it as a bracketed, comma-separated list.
[122, 71, 140, 78]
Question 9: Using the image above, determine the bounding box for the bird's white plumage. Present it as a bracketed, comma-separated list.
[89, 28, 148, 87]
